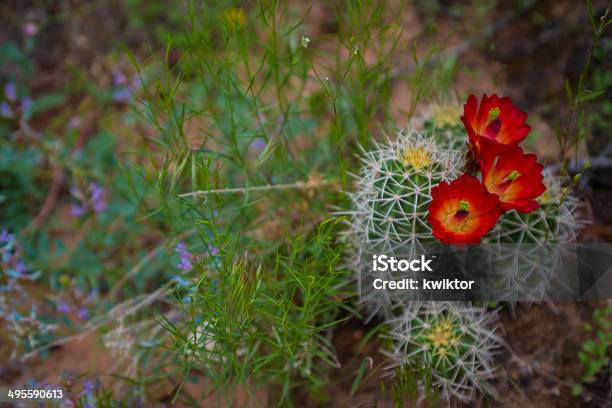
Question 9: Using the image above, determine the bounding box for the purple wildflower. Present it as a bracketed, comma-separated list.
[112, 69, 128, 86]
[86, 288, 99, 303]
[71, 204, 86, 218]
[23, 22, 38, 37]
[208, 243, 220, 256]
[83, 379, 94, 394]
[4, 83, 17, 102]
[177, 257, 192, 271]
[131, 76, 142, 90]
[14, 261, 26, 275]
[111, 69, 140, 104]
[57, 301, 71, 313]
[61, 398, 76, 408]
[89, 183, 106, 213]
[70, 182, 107, 217]
[1, 102, 12, 118]
[175, 241, 193, 271]
[77, 307, 89, 321]
[21, 97, 32, 114]
[0, 228, 13, 243]
[249, 137, 267, 154]
[1, 229, 16, 266]
[112, 87, 131, 104]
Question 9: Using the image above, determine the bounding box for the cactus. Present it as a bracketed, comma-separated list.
[385, 301, 501, 403]
[419, 100, 467, 151]
[343, 128, 463, 316]
[488, 170, 583, 244]
[481, 170, 585, 300]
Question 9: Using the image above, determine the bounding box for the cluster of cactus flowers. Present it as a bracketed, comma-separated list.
[345, 94, 584, 401]
[428, 94, 546, 244]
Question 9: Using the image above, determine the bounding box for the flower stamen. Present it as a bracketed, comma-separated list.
[454, 200, 470, 220]
[402, 147, 432, 171]
[488, 107, 500, 120]
[507, 170, 520, 181]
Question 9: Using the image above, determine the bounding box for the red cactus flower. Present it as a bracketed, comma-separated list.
[427, 174, 502, 244]
[461, 94, 530, 157]
[480, 145, 546, 213]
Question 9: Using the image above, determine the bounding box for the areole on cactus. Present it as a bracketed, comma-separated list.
[420, 100, 467, 151]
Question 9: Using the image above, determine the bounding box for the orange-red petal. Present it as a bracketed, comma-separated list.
[461, 94, 530, 158]
[480, 145, 546, 213]
[427, 174, 502, 244]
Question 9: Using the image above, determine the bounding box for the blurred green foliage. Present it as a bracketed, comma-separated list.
[573, 305, 612, 399]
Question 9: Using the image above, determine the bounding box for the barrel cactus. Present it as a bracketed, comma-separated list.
[482, 170, 585, 300]
[488, 170, 583, 244]
[344, 128, 463, 315]
[385, 301, 501, 403]
[419, 100, 467, 151]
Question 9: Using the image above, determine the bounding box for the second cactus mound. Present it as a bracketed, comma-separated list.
[345, 128, 463, 315]
[385, 301, 501, 403]
[482, 172, 585, 300]
[420, 101, 468, 151]
[488, 171, 583, 245]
